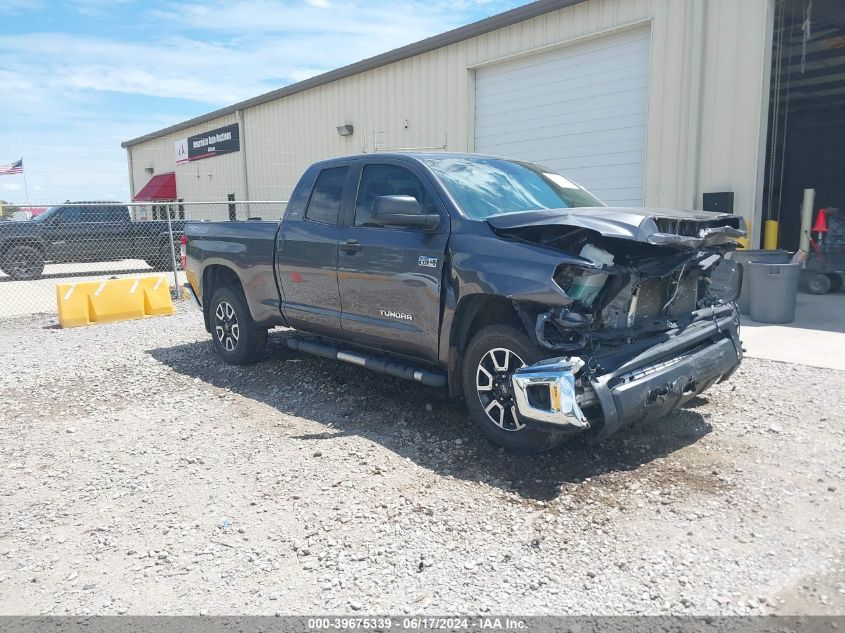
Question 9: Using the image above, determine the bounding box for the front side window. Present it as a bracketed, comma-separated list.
[305, 167, 348, 225]
[79, 206, 98, 222]
[424, 157, 604, 220]
[354, 164, 436, 227]
[62, 206, 82, 223]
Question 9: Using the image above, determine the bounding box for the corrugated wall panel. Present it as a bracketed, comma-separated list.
[128, 0, 771, 239]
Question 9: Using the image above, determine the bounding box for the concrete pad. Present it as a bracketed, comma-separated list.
[740, 290, 845, 370]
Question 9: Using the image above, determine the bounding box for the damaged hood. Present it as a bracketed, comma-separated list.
[486, 207, 746, 249]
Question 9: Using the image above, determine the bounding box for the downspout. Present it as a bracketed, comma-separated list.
[236, 109, 250, 217]
[126, 147, 136, 218]
[754, 0, 777, 248]
[684, 0, 706, 210]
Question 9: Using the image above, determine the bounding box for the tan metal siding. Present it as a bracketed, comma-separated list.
[128, 0, 771, 239]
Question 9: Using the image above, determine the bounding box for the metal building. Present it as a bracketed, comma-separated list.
[122, 0, 845, 248]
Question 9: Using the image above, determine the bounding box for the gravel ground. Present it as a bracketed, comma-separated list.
[0, 306, 843, 616]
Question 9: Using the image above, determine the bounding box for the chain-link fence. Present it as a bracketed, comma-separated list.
[0, 201, 287, 318]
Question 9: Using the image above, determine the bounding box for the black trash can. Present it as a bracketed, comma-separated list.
[727, 249, 791, 314]
[748, 261, 801, 324]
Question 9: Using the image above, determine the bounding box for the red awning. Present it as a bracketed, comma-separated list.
[134, 172, 176, 201]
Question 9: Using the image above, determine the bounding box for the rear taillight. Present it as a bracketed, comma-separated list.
[180, 234, 187, 270]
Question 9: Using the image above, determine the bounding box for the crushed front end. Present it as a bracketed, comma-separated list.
[492, 211, 745, 440]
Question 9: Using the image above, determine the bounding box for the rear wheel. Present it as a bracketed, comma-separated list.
[147, 240, 181, 271]
[2, 245, 45, 280]
[461, 324, 565, 453]
[208, 286, 267, 364]
[827, 273, 843, 293]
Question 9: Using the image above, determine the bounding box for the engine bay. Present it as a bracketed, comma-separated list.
[490, 221, 741, 351]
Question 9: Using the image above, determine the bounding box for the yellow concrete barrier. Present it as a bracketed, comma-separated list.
[56, 276, 174, 328]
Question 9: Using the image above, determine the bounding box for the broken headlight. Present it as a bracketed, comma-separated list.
[706, 259, 742, 302]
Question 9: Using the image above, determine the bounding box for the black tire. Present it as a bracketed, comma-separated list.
[461, 324, 565, 453]
[208, 286, 267, 364]
[147, 240, 181, 271]
[805, 273, 831, 295]
[827, 273, 843, 293]
[2, 244, 45, 280]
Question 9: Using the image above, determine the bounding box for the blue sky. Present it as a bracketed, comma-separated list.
[0, 0, 526, 204]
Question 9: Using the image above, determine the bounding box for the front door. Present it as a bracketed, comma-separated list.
[276, 165, 349, 337]
[47, 206, 96, 262]
[337, 161, 449, 363]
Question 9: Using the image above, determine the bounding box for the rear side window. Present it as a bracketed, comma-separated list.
[105, 206, 130, 222]
[83, 206, 129, 222]
[305, 167, 348, 225]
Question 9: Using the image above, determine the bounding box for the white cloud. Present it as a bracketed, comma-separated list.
[0, 0, 523, 201]
[0, 0, 43, 14]
[65, 0, 136, 16]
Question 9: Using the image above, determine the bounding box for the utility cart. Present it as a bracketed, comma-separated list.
[804, 207, 845, 294]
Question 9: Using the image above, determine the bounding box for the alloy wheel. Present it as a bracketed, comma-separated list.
[476, 347, 526, 432]
[214, 301, 240, 352]
[9, 249, 41, 278]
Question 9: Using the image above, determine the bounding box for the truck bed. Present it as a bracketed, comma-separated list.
[184, 220, 283, 328]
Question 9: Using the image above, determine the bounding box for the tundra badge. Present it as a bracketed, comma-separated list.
[380, 309, 413, 321]
[418, 256, 438, 268]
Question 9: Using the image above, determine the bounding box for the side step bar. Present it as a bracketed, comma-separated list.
[286, 338, 447, 388]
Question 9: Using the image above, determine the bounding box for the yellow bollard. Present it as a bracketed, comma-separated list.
[763, 220, 779, 250]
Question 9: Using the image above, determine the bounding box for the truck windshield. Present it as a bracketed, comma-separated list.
[34, 206, 62, 222]
[424, 157, 605, 220]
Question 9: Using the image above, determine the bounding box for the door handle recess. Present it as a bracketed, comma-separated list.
[343, 239, 362, 253]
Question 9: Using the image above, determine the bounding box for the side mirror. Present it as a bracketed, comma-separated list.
[372, 195, 439, 231]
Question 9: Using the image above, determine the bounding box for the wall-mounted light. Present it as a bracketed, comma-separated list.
[144, 166, 154, 174]
[336, 124, 354, 137]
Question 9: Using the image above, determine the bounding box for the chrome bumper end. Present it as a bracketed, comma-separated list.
[511, 357, 589, 430]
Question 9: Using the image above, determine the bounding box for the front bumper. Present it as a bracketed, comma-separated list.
[513, 305, 742, 439]
[511, 358, 589, 430]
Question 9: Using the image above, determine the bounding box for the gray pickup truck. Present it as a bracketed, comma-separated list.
[184, 153, 745, 453]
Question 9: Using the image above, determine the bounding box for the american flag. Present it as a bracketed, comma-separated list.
[0, 159, 23, 175]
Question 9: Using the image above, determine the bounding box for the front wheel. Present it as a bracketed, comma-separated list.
[208, 286, 267, 364]
[2, 245, 45, 280]
[461, 324, 565, 453]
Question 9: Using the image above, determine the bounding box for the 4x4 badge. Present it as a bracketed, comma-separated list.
[418, 256, 438, 268]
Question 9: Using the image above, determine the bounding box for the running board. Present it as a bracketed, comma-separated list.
[286, 338, 447, 388]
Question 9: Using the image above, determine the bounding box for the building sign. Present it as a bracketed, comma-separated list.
[175, 123, 240, 164]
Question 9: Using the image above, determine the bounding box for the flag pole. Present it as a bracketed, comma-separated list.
[21, 159, 30, 207]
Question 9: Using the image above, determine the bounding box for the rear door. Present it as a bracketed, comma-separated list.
[276, 164, 350, 337]
[92, 205, 134, 260]
[337, 160, 449, 362]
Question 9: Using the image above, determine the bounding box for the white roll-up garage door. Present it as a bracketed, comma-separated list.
[474, 26, 650, 207]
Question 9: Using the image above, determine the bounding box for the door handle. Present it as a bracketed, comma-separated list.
[343, 239, 362, 253]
